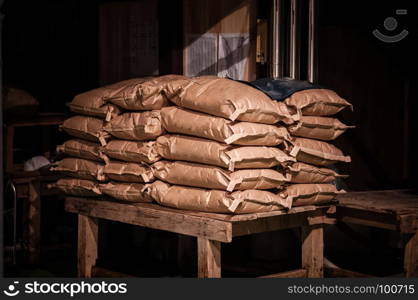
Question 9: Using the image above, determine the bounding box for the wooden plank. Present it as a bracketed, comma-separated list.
[232, 208, 325, 237]
[197, 238, 221, 278]
[325, 267, 372, 278]
[336, 206, 399, 231]
[26, 179, 41, 265]
[337, 190, 418, 216]
[308, 216, 336, 225]
[65, 197, 232, 243]
[404, 231, 418, 278]
[301, 224, 324, 278]
[173, 205, 317, 222]
[92, 266, 135, 278]
[258, 269, 307, 278]
[78, 215, 98, 277]
[340, 216, 397, 231]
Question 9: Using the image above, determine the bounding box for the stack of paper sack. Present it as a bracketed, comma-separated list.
[50, 75, 353, 214]
[50, 75, 184, 202]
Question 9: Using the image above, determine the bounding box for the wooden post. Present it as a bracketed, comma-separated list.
[78, 215, 98, 277]
[404, 231, 418, 277]
[301, 224, 324, 278]
[197, 237, 221, 278]
[27, 179, 41, 265]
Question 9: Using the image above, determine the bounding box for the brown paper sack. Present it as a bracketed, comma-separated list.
[51, 158, 107, 181]
[145, 181, 292, 214]
[284, 89, 352, 116]
[102, 140, 160, 164]
[99, 182, 152, 202]
[104, 111, 164, 141]
[164, 76, 299, 124]
[161, 106, 291, 146]
[285, 162, 348, 183]
[61, 116, 110, 145]
[288, 137, 351, 166]
[152, 160, 290, 191]
[69, 78, 149, 120]
[57, 139, 104, 162]
[156, 135, 295, 171]
[289, 116, 354, 141]
[105, 75, 186, 111]
[277, 183, 345, 206]
[104, 160, 154, 183]
[48, 178, 101, 197]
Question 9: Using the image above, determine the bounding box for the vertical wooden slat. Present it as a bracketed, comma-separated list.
[301, 224, 324, 278]
[197, 237, 221, 278]
[404, 231, 418, 277]
[78, 215, 98, 278]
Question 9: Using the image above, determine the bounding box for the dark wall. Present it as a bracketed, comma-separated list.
[1, 0, 99, 112]
[317, 0, 417, 191]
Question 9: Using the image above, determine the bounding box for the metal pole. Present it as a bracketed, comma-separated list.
[308, 0, 317, 83]
[289, 0, 299, 79]
[271, 0, 282, 78]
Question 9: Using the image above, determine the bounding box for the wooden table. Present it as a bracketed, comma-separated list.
[65, 197, 332, 278]
[335, 189, 418, 277]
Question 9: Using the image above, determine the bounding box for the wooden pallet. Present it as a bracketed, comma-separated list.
[65, 197, 331, 278]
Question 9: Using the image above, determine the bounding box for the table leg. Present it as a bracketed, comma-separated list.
[197, 237, 221, 278]
[78, 215, 98, 277]
[301, 224, 324, 278]
[27, 179, 41, 265]
[404, 231, 418, 277]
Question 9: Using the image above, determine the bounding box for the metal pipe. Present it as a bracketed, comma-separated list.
[289, 0, 298, 79]
[271, 0, 282, 78]
[308, 0, 317, 83]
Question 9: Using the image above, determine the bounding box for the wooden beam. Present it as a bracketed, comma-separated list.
[325, 267, 372, 278]
[66, 197, 232, 242]
[197, 238, 221, 278]
[336, 206, 398, 231]
[340, 216, 397, 231]
[232, 209, 325, 237]
[78, 215, 98, 278]
[259, 269, 307, 278]
[301, 224, 323, 278]
[308, 216, 336, 225]
[404, 231, 418, 278]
